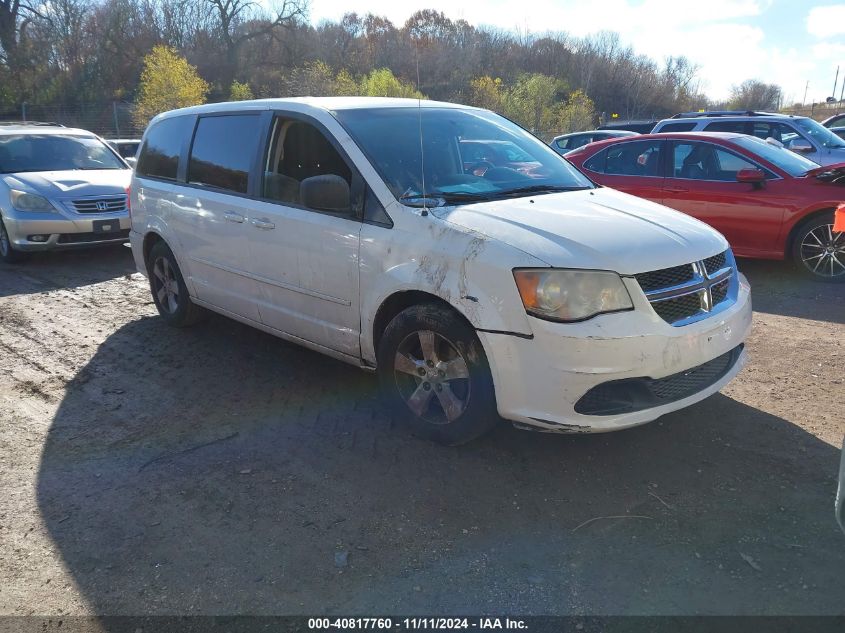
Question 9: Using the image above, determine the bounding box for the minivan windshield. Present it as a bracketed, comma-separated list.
[0, 134, 126, 173]
[333, 107, 594, 206]
[794, 117, 845, 149]
[732, 136, 819, 177]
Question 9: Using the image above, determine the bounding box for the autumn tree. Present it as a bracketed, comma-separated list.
[229, 80, 253, 100]
[359, 68, 424, 98]
[553, 89, 597, 134]
[134, 45, 208, 125]
[469, 76, 504, 112]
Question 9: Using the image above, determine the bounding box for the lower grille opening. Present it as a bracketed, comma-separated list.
[574, 344, 744, 416]
[57, 229, 130, 244]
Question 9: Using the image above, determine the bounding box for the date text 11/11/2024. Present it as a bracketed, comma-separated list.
[307, 618, 528, 630]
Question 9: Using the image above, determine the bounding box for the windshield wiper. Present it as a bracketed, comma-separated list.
[399, 190, 495, 207]
[493, 185, 591, 198]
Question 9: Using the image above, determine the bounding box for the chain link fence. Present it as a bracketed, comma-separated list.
[0, 102, 144, 138]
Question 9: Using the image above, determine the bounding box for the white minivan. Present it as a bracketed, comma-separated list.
[129, 98, 752, 444]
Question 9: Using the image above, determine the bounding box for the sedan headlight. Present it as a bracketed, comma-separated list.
[10, 189, 56, 212]
[513, 269, 633, 322]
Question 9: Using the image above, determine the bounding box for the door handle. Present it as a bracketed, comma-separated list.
[251, 218, 275, 230]
[664, 187, 688, 194]
[224, 211, 245, 223]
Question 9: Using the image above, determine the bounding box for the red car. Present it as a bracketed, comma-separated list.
[566, 132, 845, 281]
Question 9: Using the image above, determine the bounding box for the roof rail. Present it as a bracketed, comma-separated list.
[669, 110, 779, 119]
[0, 120, 66, 127]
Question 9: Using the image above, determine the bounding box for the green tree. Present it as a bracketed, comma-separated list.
[334, 69, 359, 96]
[229, 80, 253, 100]
[553, 89, 597, 134]
[359, 68, 424, 98]
[134, 45, 209, 126]
[469, 76, 504, 112]
[504, 73, 568, 135]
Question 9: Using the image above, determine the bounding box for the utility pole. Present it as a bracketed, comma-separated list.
[834, 66, 840, 101]
[803, 81, 809, 107]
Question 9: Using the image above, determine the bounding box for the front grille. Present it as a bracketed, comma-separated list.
[652, 292, 704, 323]
[703, 251, 727, 275]
[635, 250, 734, 326]
[57, 229, 129, 244]
[71, 196, 127, 214]
[574, 344, 743, 415]
[711, 278, 729, 305]
[634, 264, 695, 292]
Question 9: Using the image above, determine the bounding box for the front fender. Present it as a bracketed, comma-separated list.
[359, 209, 542, 363]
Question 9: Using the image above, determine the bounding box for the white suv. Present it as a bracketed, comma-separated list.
[129, 98, 752, 444]
[0, 122, 132, 263]
[652, 111, 845, 165]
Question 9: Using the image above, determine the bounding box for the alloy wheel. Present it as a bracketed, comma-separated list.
[152, 256, 180, 314]
[800, 223, 845, 278]
[393, 330, 471, 424]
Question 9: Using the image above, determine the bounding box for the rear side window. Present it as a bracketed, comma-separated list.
[590, 140, 662, 176]
[704, 121, 747, 133]
[188, 114, 263, 194]
[136, 116, 193, 181]
[657, 122, 696, 133]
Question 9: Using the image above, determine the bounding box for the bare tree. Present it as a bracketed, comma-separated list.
[204, 0, 308, 87]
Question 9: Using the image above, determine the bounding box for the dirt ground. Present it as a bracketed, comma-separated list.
[0, 245, 843, 617]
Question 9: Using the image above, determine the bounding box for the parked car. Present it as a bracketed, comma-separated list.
[129, 98, 750, 444]
[829, 126, 845, 141]
[0, 122, 132, 263]
[106, 138, 141, 167]
[822, 113, 845, 128]
[566, 132, 845, 281]
[652, 111, 845, 166]
[550, 130, 638, 154]
[598, 119, 659, 134]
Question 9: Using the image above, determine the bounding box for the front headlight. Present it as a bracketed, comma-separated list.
[10, 189, 56, 212]
[513, 269, 633, 322]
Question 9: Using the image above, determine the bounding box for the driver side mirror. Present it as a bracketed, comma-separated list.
[736, 168, 766, 186]
[790, 140, 814, 153]
[299, 175, 351, 213]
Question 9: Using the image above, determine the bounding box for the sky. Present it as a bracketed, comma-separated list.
[306, 0, 845, 105]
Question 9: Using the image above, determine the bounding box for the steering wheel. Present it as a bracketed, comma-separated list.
[468, 161, 495, 177]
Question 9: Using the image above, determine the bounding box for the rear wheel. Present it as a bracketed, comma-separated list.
[377, 303, 499, 445]
[0, 217, 27, 264]
[147, 241, 205, 326]
[792, 212, 845, 282]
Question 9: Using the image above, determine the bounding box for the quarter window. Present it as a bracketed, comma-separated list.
[262, 118, 353, 212]
[136, 116, 193, 180]
[188, 114, 263, 194]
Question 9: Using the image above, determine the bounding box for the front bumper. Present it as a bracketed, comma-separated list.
[478, 273, 752, 433]
[3, 210, 129, 251]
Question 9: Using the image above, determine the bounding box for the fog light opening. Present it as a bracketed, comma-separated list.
[27, 234, 49, 242]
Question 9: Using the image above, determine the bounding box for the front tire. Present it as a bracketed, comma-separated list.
[792, 212, 845, 282]
[0, 217, 28, 264]
[147, 241, 205, 327]
[377, 303, 499, 445]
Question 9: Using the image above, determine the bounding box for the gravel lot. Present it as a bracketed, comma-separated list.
[0, 245, 843, 616]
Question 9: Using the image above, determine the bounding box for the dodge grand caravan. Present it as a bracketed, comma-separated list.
[129, 98, 752, 444]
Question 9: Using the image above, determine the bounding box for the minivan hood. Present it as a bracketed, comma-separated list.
[3, 169, 131, 199]
[431, 188, 728, 274]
